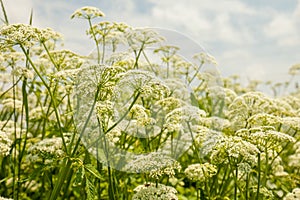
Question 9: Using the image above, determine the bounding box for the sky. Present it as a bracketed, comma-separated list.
[2, 0, 300, 89]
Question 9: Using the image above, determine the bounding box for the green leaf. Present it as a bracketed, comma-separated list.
[84, 164, 102, 179]
[73, 165, 85, 187]
[190, 92, 199, 107]
[85, 175, 96, 200]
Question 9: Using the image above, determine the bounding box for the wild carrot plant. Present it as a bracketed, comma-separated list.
[0, 2, 299, 200]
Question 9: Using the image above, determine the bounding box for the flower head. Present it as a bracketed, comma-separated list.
[284, 188, 300, 200]
[133, 183, 178, 200]
[184, 163, 217, 182]
[71, 6, 105, 19]
[210, 136, 259, 165]
[0, 131, 13, 157]
[124, 152, 181, 179]
[0, 24, 62, 48]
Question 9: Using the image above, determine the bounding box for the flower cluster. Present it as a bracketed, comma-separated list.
[237, 126, 296, 151]
[26, 136, 67, 164]
[0, 24, 62, 48]
[0, 196, 13, 200]
[184, 163, 217, 182]
[70, 6, 105, 19]
[210, 136, 259, 165]
[284, 188, 300, 200]
[129, 104, 154, 126]
[132, 183, 178, 200]
[124, 152, 181, 179]
[0, 130, 12, 157]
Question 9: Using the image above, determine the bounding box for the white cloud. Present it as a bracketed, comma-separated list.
[149, 0, 257, 45]
[263, 0, 300, 47]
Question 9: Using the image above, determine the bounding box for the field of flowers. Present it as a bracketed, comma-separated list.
[0, 4, 300, 200]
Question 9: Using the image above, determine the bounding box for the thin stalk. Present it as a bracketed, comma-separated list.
[0, 0, 9, 24]
[133, 42, 145, 69]
[234, 165, 238, 200]
[41, 42, 59, 70]
[48, 158, 72, 200]
[0, 77, 22, 99]
[12, 66, 18, 200]
[108, 166, 116, 200]
[256, 153, 261, 200]
[19, 44, 68, 153]
[19, 48, 31, 169]
[187, 121, 201, 162]
[104, 92, 140, 134]
[17, 75, 29, 199]
[142, 50, 156, 74]
[71, 85, 101, 156]
[262, 147, 268, 187]
[87, 18, 101, 64]
[102, 36, 106, 64]
[245, 172, 249, 200]
[210, 167, 221, 196]
[189, 62, 204, 84]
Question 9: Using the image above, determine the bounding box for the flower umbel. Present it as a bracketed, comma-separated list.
[71, 6, 105, 19]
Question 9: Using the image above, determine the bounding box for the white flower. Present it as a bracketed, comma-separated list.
[274, 165, 289, 177]
[0, 130, 13, 157]
[282, 117, 300, 130]
[288, 142, 300, 168]
[0, 24, 62, 47]
[26, 136, 68, 163]
[184, 163, 217, 182]
[0, 196, 13, 200]
[165, 105, 206, 125]
[193, 125, 223, 156]
[289, 63, 300, 75]
[1, 98, 23, 112]
[128, 104, 155, 126]
[0, 24, 38, 47]
[11, 66, 34, 79]
[284, 188, 300, 200]
[71, 6, 105, 19]
[96, 100, 114, 119]
[193, 52, 218, 66]
[133, 183, 178, 200]
[199, 116, 231, 131]
[155, 97, 185, 113]
[126, 28, 164, 51]
[210, 136, 259, 165]
[164, 78, 190, 101]
[247, 113, 282, 127]
[124, 152, 181, 179]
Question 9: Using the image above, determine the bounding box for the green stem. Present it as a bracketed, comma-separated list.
[0, 0, 9, 24]
[12, 66, 18, 200]
[71, 85, 101, 156]
[108, 166, 116, 200]
[41, 42, 59, 70]
[189, 62, 204, 85]
[19, 44, 68, 153]
[48, 158, 72, 200]
[0, 77, 22, 99]
[102, 36, 106, 64]
[245, 172, 249, 200]
[133, 42, 145, 69]
[104, 92, 140, 134]
[187, 121, 201, 162]
[256, 153, 261, 200]
[234, 164, 238, 200]
[87, 18, 101, 64]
